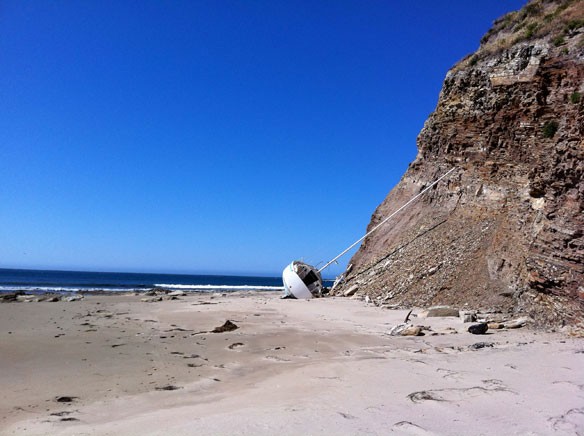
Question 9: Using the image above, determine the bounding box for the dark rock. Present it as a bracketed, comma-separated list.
[1, 292, 23, 302]
[468, 323, 489, 335]
[212, 320, 238, 333]
[55, 396, 78, 403]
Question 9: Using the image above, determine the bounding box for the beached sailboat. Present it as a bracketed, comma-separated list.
[282, 261, 323, 299]
[282, 168, 457, 299]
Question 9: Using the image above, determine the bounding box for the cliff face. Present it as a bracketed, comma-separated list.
[337, 0, 584, 327]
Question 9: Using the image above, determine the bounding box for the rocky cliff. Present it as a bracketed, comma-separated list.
[336, 0, 583, 328]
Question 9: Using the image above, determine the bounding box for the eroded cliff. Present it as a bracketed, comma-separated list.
[336, 0, 584, 328]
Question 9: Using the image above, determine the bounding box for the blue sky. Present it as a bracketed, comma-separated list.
[1, 1, 526, 277]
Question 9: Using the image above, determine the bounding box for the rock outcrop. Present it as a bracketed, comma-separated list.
[336, 0, 583, 328]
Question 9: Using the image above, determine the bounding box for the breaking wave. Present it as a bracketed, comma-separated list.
[154, 284, 283, 291]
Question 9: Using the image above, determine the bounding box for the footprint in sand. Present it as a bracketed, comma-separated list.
[407, 379, 513, 403]
[228, 342, 245, 350]
[265, 355, 291, 362]
[391, 421, 435, 435]
[548, 408, 584, 433]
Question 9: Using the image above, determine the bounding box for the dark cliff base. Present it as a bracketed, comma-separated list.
[335, 0, 583, 328]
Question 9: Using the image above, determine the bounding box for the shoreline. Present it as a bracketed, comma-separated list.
[1, 293, 583, 435]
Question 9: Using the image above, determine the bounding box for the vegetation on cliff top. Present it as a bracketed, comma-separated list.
[463, 0, 583, 66]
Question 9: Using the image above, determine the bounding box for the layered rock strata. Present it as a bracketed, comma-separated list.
[336, 0, 583, 327]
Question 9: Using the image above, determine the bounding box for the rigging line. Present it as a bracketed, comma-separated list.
[318, 167, 457, 273]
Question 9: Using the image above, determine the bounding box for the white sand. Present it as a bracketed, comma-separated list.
[1, 292, 583, 435]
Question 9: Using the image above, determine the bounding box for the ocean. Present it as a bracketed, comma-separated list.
[0, 268, 286, 294]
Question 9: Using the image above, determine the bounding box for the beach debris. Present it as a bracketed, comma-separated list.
[155, 385, 181, 391]
[422, 306, 460, 318]
[404, 309, 413, 323]
[468, 323, 489, 335]
[365, 295, 371, 304]
[168, 290, 186, 297]
[212, 320, 239, 333]
[55, 396, 78, 403]
[460, 310, 477, 323]
[59, 417, 79, 422]
[504, 317, 529, 329]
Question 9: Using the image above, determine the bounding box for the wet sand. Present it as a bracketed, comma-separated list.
[1, 292, 583, 435]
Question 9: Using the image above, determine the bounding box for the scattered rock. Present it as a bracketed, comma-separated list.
[468, 323, 489, 335]
[423, 307, 460, 318]
[343, 285, 358, 297]
[212, 320, 238, 333]
[460, 310, 477, 323]
[0, 293, 21, 302]
[504, 317, 529, 329]
[469, 342, 494, 350]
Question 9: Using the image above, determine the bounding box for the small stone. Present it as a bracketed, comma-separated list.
[468, 323, 489, 335]
[401, 326, 423, 336]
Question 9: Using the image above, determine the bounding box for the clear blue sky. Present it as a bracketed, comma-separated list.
[1, 1, 526, 277]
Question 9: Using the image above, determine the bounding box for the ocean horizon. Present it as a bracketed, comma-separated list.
[0, 267, 294, 294]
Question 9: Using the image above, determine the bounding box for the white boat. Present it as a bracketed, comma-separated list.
[282, 261, 323, 299]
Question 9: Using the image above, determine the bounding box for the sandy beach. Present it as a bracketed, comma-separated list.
[1, 292, 583, 435]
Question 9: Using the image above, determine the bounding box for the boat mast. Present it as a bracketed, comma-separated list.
[318, 167, 457, 273]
